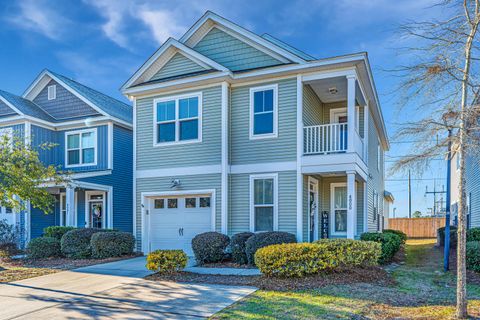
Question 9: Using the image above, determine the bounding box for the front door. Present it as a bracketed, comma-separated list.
[331, 183, 348, 236]
[89, 201, 103, 229]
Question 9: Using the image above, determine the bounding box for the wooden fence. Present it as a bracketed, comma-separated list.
[388, 217, 445, 238]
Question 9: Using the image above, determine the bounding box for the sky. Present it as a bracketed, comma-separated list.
[0, 0, 450, 217]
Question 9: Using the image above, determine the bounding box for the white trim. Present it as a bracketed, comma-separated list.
[64, 128, 98, 168]
[296, 75, 303, 241]
[220, 82, 229, 234]
[347, 171, 356, 238]
[141, 189, 216, 254]
[330, 107, 347, 124]
[0, 116, 132, 131]
[85, 191, 107, 229]
[59, 192, 66, 227]
[132, 97, 137, 250]
[69, 170, 112, 179]
[24, 121, 31, 146]
[249, 173, 278, 232]
[153, 92, 203, 146]
[249, 84, 278, 140]
[108, 122, 113, 169]
[363, 181, 368, 232]
[0, 96, 24, 117]
[307, 176, 319, 242]
[136, 164, 221, 179]
[330, 182, 347, 236]
[230, 161, 296, 174]
[47, 85, 56, 100]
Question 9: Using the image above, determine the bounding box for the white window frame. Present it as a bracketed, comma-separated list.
[0, 127, 13, 147]
[85, 191, 107, 229]
[330, 107, 347, 124]
[330, 182, 348, 236]
[249, 173, 278, 232]
[59, 193, 66, 226]
[249, 84, 278, 140]
[153, 92, 203, 147]
[65, 128, 98, 168]
[48, 85, 56, 100]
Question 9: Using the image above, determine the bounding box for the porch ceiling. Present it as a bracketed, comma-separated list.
[305, 76, 366, 106]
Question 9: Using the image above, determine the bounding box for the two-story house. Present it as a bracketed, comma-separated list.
[122, 11, 389, 255]
[0, 70, 133, 245]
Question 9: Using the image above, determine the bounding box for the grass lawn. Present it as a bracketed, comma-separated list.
[212, 239, 480, 319]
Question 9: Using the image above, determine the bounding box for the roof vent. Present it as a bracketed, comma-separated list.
[328, 87, 338, 95]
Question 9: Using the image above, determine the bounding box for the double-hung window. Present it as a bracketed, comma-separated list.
[250, 174, 277, 232]
[65, 129, 96, 167]
[250, 84, 277, 139]
[154, 93, 201, 145]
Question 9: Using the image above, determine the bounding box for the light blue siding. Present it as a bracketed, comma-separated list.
[367, 112, 384, 232]
[193, 27, 283, 71]
[303, 85, 323, 126]
[466, 153, 480, 228]
[151, 53, 208, 81]
[0, 100, 17, 118]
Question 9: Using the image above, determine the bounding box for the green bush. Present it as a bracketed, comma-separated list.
[43, 226, 75, 240]
[192, 232, 230, 264]
[255, 240, 380, 277]
[27, 237, 61, 259]
[61, 228, 106, 259]
[467, 241, 480, 272]
[0, 243, 18, 258]
[230, 232, 254, 265]
[383, 229, 407, 244]
[360, 232, 401, 264]
[245, 231, 297, 265]
[0, 219, 19, 258]
[91, 231, 135, 259]
[146, 249, 188, 273]
[438, 226, 457, 248]
[467, 228, 480, 242]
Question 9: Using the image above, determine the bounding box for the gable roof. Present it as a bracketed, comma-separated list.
[24, 70, 132, 124]
[0, 90, 56, 122]
[261, 34, 316, 61]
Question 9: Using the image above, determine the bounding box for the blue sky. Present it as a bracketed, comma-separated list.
[0, 0, 448, 217]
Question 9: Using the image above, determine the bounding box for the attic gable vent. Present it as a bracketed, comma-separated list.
[47, 85, 56, 100]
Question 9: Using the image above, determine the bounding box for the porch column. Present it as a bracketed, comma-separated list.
[65, 186, 75, 227]
[347, 75, 356, 153]
[347, 171, 357, 239]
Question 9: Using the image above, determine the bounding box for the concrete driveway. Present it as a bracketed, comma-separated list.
[0, 257, 256, 319]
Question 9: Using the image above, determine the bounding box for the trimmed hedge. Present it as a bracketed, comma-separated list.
[255, 240, 380, 277]
[245, 231, 297, 265]
[438, 226, 457, 248]
[61, 228, 107, 259]
[43, 226, 75, 240]
[192, 232, 230, 264]
[27, 237, 61, 259]
[360, 232, 401, 264]
[467, 228, 480, 242]
[230, 232, 254, 265]
[383, 229, 407, 244]
[146, 249, 188, 273]
[91, 231, 135, 259]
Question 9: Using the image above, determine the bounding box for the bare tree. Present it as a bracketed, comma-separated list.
[391, 1, 480, 318]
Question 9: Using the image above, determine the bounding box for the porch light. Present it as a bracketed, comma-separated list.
[328, 87, 338, 95]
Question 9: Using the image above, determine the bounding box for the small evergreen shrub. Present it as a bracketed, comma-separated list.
[245, 231, 297, 265]
[146, 249, 188, 273]
[383, 229, 407, 244]
[467, 241, 480, 272]
[0, 243, 18, 258]
[467, 228, 480, 242]
[438, 226, 457, 248]
[91, 231, 135, 259]
[230, 232, 254, 265]
[191, 232, 230, 264]
[314, 238, 382, 267]
[43, 226, 76, 240]
[360, 232, 401, 264]
[0, 219, 19, 257]
[61, 228, 106, 259]
[27, 237, 61, 259]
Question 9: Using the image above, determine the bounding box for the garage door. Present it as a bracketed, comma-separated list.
[149, 194, 212, 256]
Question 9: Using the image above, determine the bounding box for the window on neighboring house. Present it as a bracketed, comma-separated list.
[0, 127, 13, 147]
[251, 174, 277, 232]
[154, 94, 201, 145]
[65, 129, 96, 167]
[48, 85, 56, 100]
[250, 85, 277, 139]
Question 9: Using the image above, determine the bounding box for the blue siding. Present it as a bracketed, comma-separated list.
[76, 190, 86, 228]
[31, 125, 59, 166]
[30, 195, 60, 239]
[0, 100, 17, 118]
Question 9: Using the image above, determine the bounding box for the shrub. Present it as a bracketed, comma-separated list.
[192, 232, 230, 264]
[467, 228, 480, 242]
[438, 226, 457, 248]
[383, 229, 407, 244]
[467, 241, 480, 272]
[0, 243, 18, 258]
[146, 249, 188, 273]
[245, 231, 297, 265]
[255, 240, 381, 277]
[360, 232, 401, 264]
[230, 232, 254, 265]
[91, 231, 135, 259]
[27, 237, 61, 259]
[43, 226, 75, 240]
[0, 219, 19, 258]
[61, 228, 106, 259]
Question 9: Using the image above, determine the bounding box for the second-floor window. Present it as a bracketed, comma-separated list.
[65, 129, 96, 167]
[250, 84, 278, 139]
[154, 93, 201, 145]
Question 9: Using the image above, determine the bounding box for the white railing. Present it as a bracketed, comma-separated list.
[353, 130, 365, 160]
[304, 123, 348, 155]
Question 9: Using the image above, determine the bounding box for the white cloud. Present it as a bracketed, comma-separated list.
[7, 0, 70, 40]
[137, 8, 186, 45]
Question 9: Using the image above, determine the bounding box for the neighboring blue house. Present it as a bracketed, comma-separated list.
[0, 70, 133, 244]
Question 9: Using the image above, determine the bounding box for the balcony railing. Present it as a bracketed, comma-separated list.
[304, 123, 348, 155]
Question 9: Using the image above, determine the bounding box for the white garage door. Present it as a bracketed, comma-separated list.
[149, 194, 212, 256]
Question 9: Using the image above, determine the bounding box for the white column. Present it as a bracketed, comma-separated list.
[347, 171, 357, 239]
[296, 76, 304, 242]
[364, 102, 369, 162]
[65, 186, 75, 227]
[221, 82, 229, 234]
[347, 75, 356, 153]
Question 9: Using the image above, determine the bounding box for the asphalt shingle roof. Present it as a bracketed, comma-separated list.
[0, 90, 56, 122]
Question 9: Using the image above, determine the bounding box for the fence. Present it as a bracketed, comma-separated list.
[388, 217, 445, 238]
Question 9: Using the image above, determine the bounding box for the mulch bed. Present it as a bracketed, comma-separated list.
[146, 266, 394, 291]
[199, 261, 256, 269]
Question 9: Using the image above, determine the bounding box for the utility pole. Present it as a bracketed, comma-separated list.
[426, 179, 446, 217]
[393, 207, 397, 218]
[408, 170, 412, 218]
[444, 127, 453, 272]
